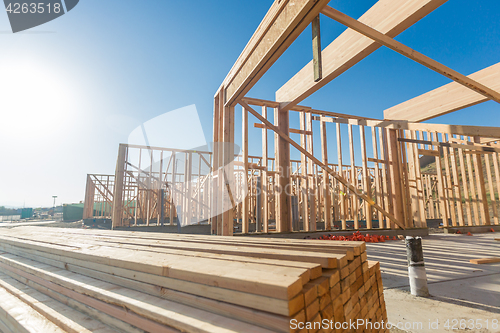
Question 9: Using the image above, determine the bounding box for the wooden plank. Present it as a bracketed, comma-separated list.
[321, 6, 500, 105]
[385, 62, 500, 122]
[0, 242, 297, 319]
[276, 0, 447, 108]
[5, 261, 290, 333]
[0, 234, 304, 301]
[0, 273, 119, 333]
[0, 255, 272, 333]
[2, 268, 166, 333]
[470, 258, 500, 265]
[12, 226, 365, 255]
[223, 0, 331, 106]
[0, 278, 67, 333]
[4, 231, 341, 270]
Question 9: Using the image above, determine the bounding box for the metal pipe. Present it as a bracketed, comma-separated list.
[405, 236, 430, 297]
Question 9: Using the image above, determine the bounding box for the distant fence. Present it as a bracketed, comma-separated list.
[0, 215, 21, 222]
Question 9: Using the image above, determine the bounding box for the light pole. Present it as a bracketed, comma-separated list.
[52, 195, 57, 219]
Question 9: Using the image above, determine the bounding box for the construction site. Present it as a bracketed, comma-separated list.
[0, 0, 499, 332]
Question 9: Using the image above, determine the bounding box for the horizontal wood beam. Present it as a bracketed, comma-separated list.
[223, 0, 331, 106]
[253, 123, 312, 135]
[399, 138, 500, 154]
[367, 157, 388, 164]
[321, 6, 500, 107]
[318, 116, 500, 139]
[384, 62, 500, 121]
[124, 144, 212, 155]
[276, 0, 447, 109]
[239, 100, 405, 229]
[243, 97, 378, 120]
[418, 149, 440, 157]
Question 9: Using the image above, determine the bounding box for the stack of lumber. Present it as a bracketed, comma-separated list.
[0, 227, 388, 333]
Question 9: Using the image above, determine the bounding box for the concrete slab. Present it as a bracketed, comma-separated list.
[0, 220, 57, 228]
[367, 233, 500, 332]
[384, 288, 500, 333]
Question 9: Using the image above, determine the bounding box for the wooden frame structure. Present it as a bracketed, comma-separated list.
[84, 144, 213, 228]
[211, 0, 500, 235]
[82, 174, 114, 220]
[82, 0, 500, 235]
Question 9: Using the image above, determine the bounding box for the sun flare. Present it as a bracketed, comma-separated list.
[0, 60, 73, 136]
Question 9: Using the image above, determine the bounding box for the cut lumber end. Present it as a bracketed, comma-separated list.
[470, 258, 500, 265]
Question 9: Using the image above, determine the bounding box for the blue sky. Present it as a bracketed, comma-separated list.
[1, 0, 499, 207]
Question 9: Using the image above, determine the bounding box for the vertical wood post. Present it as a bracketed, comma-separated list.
[473, 137, 491, 225]
[348, 125, 359, 229]
[456, 143, 472, 225]
[170, 153, 176, 225]
[211, 92, 220, 234]
[360, 126, 372, 229]
[387, 129, 404, 229]
[222, 104, 235, 235]
[215, 93, 225, 234]
[112, 144, 127, 229]
[83, 175, 95, 220]
[256, 176, 262, 232]
[379, 128, 390, 229]
[276, 106, 292, 232]
[242, 107, 249, 234]
[405, 130, 422, 228]
[306, 113, 316, 231]
[371, 128, 383, 226]
[320, 120, 332, 230]
[465, 146, 480, 225]
[484, 153, 498, 224]
[336, 123, 346, 229]
[262, 106, 269, 232]
[300, 111, 310, 231]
